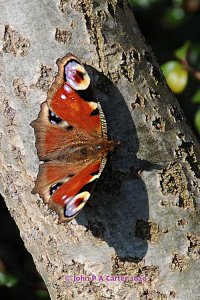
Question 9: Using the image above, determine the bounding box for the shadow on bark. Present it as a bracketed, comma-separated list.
[76, 67, 151, 261]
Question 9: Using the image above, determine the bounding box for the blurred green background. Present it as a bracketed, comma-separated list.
[129, 0, 200, 137]
[0, 1, 200, 299]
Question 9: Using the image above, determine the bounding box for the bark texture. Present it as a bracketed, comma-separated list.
[0, 0, 200, 299]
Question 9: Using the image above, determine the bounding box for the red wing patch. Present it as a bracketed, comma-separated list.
[50, 83, 101, 134]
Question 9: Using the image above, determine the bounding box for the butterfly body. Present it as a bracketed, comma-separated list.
[31, 53, 117, 222]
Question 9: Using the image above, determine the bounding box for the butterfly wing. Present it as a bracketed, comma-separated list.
[32, 54, 112, 222]
[33, 158, 106, 222]
[31, 101, 102, 161]
[31, 54, 107, 161]
[48, 53, 104, 135]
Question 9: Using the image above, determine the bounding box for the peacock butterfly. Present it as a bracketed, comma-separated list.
[31, 53, 117, 223]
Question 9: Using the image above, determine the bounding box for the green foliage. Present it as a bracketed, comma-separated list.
[128, 0, 159, 9]
[161, 61, 188, 94]
[175, 42, 191, 61]
[192, 89, 200, 103]
[0, 270, 50, 299]
[128, 0, 200, 137]
[187, 44, 200, 70]
[0, 272, 18, 287]
[163, 7, 186, 27]
[195, 108, 200, 133]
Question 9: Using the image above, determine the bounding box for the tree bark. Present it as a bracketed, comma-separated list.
[0, 0, 199, 299]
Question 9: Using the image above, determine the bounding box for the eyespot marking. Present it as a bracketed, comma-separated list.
[64, 191, 90, 217]
[64, 60, 90, 90]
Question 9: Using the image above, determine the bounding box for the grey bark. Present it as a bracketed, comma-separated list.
[0, 0, 199, 299]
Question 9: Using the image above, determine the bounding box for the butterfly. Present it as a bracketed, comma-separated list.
[31, 53, 118, 222]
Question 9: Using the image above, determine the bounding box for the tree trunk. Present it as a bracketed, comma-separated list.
[0, 0, 199, 299]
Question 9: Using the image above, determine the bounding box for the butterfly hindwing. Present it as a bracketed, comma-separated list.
[32, 158, 106, 222]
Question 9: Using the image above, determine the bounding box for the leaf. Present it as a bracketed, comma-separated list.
[128, 0, 159, 8]
[194, 108, 200, 133]
[192, 89, 200, 103]
[0, 272, 7, 286]
[174, 42, 191, 61]
[187, 44, 200, 71]
[161, 61, 188, 93]
[163, 7, 185, 27]
[0, 272, 18, 287]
